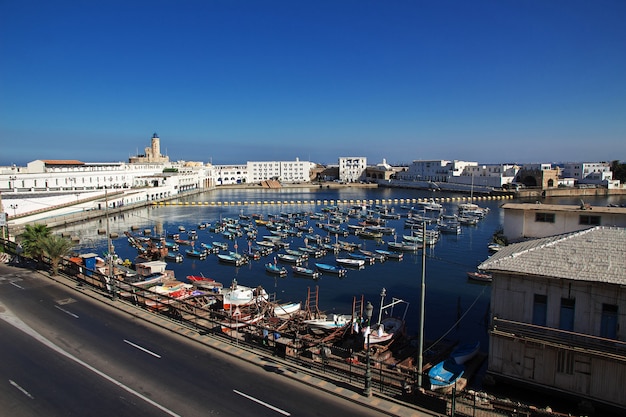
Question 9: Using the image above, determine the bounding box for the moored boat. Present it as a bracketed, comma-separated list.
[428, 359, 465, 391]
[265, 262, 287, 276]
[315, 263, 347, 277]
[450, 341, 480, 365]
[466, 270, 493, 282]
[374, 249, 403, 260]
[292, 265, 320, 280]
[336, 258, 365, 269]
[217, 253, 247, 266]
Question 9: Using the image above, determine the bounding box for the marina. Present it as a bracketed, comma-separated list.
[44, 187, 625, 415]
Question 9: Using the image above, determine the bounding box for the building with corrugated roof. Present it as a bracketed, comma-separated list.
[479, 226, 626, 412]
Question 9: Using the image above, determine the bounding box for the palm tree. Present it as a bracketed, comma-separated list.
[39, 235, 75, 276]
[19, 223, 51, 264]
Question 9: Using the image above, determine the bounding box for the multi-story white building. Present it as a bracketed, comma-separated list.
[456, 164, 520, 188]
[339, 157, 367, 182]
[213, 164, 248, 185]
[560, 162, 619, 188]
[248, 158, 314, 184]
[396, 160, 453, 182]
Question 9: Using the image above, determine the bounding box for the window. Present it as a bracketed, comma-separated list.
[556, 349, 574, 374]
[559, 298, 575, 331]
[579, 215, 600, 226]
[532, 294, 547, 326]
[600, 304, 618, 339]
[535, 212, 555, 223]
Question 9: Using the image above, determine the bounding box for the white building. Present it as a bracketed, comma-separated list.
[454, 164, 519, 188]
[501, 202, 626, 243]
[248, 158, 315, 184]
[339, 157, 367, 182]
[213, 164, 248, 185]
[395, 160, 451, 182]
[560, 162, 619, 189]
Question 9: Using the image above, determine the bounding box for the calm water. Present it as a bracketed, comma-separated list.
[67, 188, 622, 364]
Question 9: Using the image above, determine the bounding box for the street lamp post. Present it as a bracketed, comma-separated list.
[9, 204, 18, 217]
[363, 301, 374, 397]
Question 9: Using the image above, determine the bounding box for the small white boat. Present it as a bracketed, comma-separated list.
[222, 281, 268, 310]
[336, 258, 365, 269]
[364, 317, 404, 347]
[273, 301, 301, 317]
[304, 314, 353, 329]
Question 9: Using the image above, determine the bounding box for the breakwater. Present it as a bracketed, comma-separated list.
[152, 194, 514, 207]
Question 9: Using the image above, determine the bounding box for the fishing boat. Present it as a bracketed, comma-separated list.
[185, 248, 207, 260]
[186, 274, 223, 291]
[273, 301, 301, 317]
[315, 263, 347, 277]
[466, 270, 493, 282]
[303, 314, 353, 329]
[359, 249, 386, 262]
[387, 241, 421, 252]
[292, 265, 320, 280]
[364, 317, 404, 346]
[428, 359, 465, 391]
[201, 242, 218, 253]
[265, 262, 287, 276]
[348, 252, 375, 265]
[336, 258, 365, 269]
[220, 308, 265, 332]
[450, 341, 480, 365]
[212, 241, 229, 251]
[217, 253, 247, 266]
[164, 251, 183, 263]
[222, 281, 269, 310]
[276, 253, 303, 265]
[374, 249, 403, 260]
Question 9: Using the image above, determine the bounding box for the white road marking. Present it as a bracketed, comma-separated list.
[0, 302, 180, 417]
[54, 305, 79, 319]
[10, 379, 34, 399]
[233, 389, 291, 416]
[10, 282, 24, 289]
[123, 339, 162, 358]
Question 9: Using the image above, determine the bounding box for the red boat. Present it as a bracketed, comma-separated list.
[186, 275, 223, 290]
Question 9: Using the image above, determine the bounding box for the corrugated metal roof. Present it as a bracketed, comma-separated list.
[479, 226, 626, 284]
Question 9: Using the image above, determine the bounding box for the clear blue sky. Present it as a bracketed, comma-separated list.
[1, 0, 625, 166]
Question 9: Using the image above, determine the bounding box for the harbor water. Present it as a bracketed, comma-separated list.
[62, 186, 623, 389]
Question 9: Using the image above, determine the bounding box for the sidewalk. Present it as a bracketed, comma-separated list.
[0, 262, 440, 417]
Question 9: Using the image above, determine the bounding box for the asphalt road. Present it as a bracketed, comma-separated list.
[0, 265, 401, 417]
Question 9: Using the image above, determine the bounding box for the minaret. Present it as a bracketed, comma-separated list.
[151, 133, 161, 161]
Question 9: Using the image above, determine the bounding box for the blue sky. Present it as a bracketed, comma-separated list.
[1, 1, 625, 166]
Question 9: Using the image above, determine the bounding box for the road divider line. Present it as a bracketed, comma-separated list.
[233, 389, 291, 416]
[10, 282, 24, 289]
[123, 339, 162, 358]
[0, 302, 180, 417]
[54, 305, 79, 318]
[10, 379, 34, 399]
